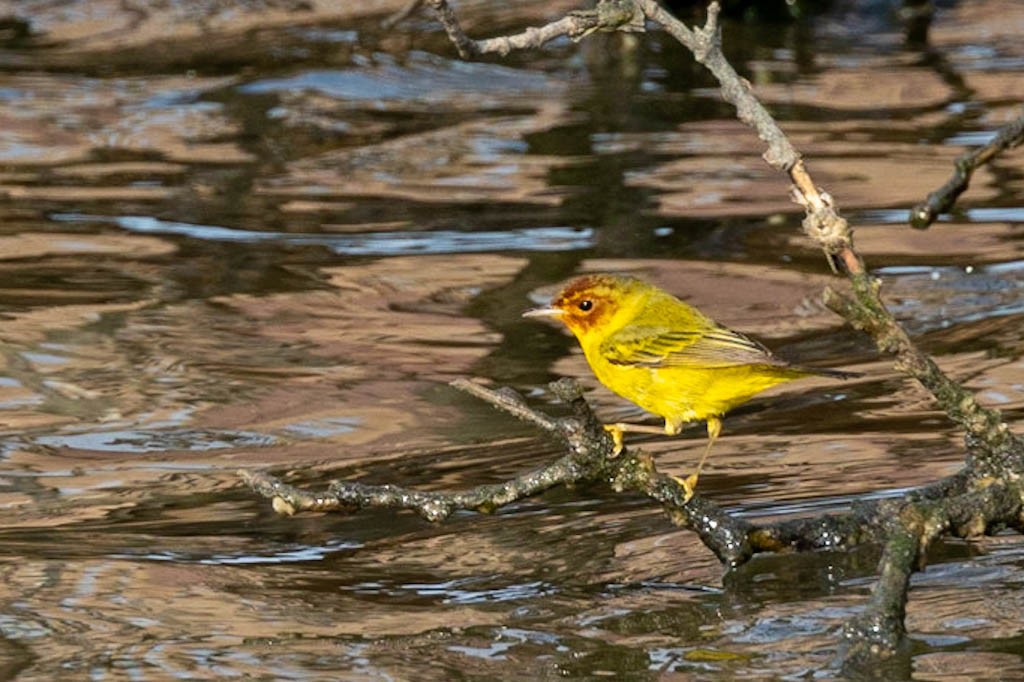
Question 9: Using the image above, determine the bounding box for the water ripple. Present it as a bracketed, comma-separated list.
[51, 213, 595, 255]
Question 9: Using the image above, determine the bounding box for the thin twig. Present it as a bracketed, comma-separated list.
[451, 378, 563, 432]
[241, 450, 589, 522]
[427, 0, 643, 59]
[910, 108, 1024, 229]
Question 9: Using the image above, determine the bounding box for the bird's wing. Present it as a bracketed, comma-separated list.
[600, 324, 782, 369]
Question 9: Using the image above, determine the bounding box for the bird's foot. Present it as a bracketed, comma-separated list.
[603, 424, 624, 457]
[670, 473, 699, 503]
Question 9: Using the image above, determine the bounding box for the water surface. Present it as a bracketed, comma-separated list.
[1, 0, 1023, 679]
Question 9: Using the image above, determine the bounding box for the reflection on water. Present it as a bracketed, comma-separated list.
[239, 51, 560, 101]
[33, 428, 278, 453]
[1, 0, 1023, 678]
[53, 213, 597, 255]
[117, 539, 364, 566]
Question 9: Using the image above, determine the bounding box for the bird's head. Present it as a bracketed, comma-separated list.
[523, 274, 644, 338]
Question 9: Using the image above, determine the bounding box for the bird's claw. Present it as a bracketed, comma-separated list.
[603, 424, 624, 457]
[670, 473, 699, 503]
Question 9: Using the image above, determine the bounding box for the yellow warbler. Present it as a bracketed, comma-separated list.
[524, 274, 856, 499]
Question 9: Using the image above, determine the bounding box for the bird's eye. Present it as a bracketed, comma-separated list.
[578, 299, 593, 312]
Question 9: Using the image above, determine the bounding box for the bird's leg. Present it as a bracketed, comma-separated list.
[606, 417, 721, 504]
[603, 421, 674, 457]
[675, 416, 722, 499]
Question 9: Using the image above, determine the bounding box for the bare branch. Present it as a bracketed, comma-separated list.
[824, 284, 1023, 466]
[450, 377, 562, 433]
[241, 379, 762, 566]
[240, 469, 354, 515]
[838, 478, 1024, 673]
[910, 108, 1024, 229]
[425, 0, 644, 59]
[630, 9, 1024, 657]
[240, 449, 589, 522]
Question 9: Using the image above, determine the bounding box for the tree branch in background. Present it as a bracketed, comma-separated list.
[425, 0, 644, 59]
[241, 0, 1024, 672]
[909, 107, 1024, 229]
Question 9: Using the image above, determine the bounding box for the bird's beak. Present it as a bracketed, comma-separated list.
[522, 305, 564, 319]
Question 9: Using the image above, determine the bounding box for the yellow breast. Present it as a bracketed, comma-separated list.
[581, 338, 798, 432]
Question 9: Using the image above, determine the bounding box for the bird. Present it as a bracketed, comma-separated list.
[523, 273, 856, 500]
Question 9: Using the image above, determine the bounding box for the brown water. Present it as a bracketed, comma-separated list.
[1, 0, 1024, 679]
